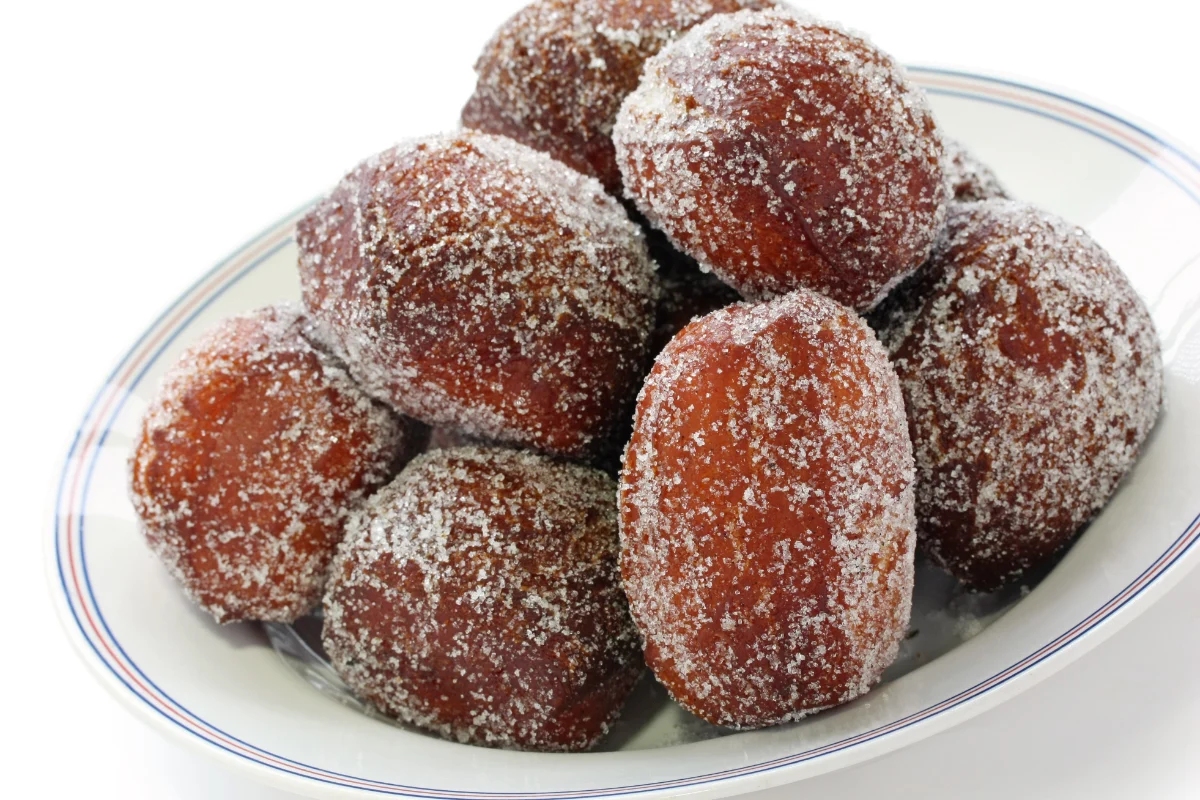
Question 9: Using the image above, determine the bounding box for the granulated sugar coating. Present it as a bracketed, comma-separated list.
[462, 0, 776, 193]
[614, 7, 948, 311]
[129, 304, 422, 624]
[619, 289, 916, 728]
[296, 130, 659, 460]
[943, 138, 1009, 202]
[874, 200, 1163, 590]
[322, 447, 643, 752]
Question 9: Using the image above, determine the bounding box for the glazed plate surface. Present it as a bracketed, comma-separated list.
[49, 69, 1200, 799]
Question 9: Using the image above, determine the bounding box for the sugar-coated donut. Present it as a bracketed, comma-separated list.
[322, 447, 642, 751]
[874, 200, 1163, 590]
[943, 138, 1008, 202]
[619, 289, 916, 728]
[297, 131, 659, 459]
[129, 304, 422, 624]
[614, 7, 947, 310]
[462, 0, 775, 193]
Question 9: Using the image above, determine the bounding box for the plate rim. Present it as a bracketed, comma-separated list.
[46, 66, 1200, 800]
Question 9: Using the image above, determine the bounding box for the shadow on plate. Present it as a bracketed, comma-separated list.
[263, 554, 1058, 751]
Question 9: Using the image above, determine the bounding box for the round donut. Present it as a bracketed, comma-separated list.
[619, 289, 916, 728]
[943, 138, 1008, 202]
[129, 304, 423, 624]
[874, 200, 1163, 590]
[322, 447, 643, 751]
[614, 7, 947, 311]
[462, 0, 776, 194]
[297, 131, 659, 459]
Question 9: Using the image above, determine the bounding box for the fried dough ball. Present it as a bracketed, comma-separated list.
[297, 131, 659, 459]
[619, 289, 916, 728]
[943, 138, 1009, 202]
[874, 201, 1163, 590]
[462, 0, 776, 194]
[129, 304, 423, 624]
[322, 447, 643, 751]
[614, 7, 948, 310]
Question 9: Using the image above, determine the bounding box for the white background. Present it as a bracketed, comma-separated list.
[4, 1, 1200, 797]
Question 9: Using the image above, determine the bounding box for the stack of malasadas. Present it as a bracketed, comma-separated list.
[129, 1, 1162, 748]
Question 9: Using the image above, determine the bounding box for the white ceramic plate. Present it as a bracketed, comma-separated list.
[48, 69, 1200, 799]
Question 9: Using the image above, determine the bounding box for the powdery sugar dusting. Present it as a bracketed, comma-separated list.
[619, 290, 916, 728]
[296, 130, 659, 459]
[322, 447, 643, 751]
[613, 7, 948, 310]
[462, 0, 776, 191]
[129, 304, 414, 624]
[876, 200, 1164, 589]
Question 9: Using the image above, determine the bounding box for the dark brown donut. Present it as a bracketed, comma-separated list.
[875, 200, 1163, 590]
[619, 289, 916, 728]
[614, 7, 947, 310]
[129, 304, 422, 623]
[943, 138, 1009, 202]
[297, 131, 659, 459]
[322, 447, 643, 751]
[462, 0, 775, 193]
